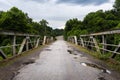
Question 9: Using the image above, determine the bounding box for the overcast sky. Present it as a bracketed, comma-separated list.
[0, 0, 115, 29]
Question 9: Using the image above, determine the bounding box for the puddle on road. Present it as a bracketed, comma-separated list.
[73, 53, 78, 55]
[74, 57, 78, 59]
[23, 58, 35, 65]
[67, 50, 72, 54]
[67, 50, 78, 55]
[97, 77, 106, 80]
[44, 49, 52, 51]
[80, 62, 111, 74]
[79, 54, 85, 57]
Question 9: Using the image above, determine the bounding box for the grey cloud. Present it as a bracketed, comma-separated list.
[28, 0, 48, 3]
[56, 0, 110, 5]
[24, 0, 109, 5]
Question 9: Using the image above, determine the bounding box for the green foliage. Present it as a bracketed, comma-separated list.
[0, 7, 62, 37]
[53, 29, 63, 36]
[64, 1, 120, 40]
[64, 18, 83, 40]
[0, 6, 64, 37]
[0, 7, 31, 33]
[113, 0, 120, 11]
[0, 7, 64, 59]
[64, 0, 120, 61]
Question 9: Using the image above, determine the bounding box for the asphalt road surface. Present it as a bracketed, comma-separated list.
[13, 38, 119, 80]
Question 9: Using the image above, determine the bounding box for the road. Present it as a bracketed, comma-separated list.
[13, 38, 119, 80]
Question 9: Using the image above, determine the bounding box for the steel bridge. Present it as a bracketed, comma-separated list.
[0, 31, 53, 60]
[68, 29, 120, 59]
[0, 30, 120, 80]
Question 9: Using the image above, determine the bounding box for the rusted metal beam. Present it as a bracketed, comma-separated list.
[80, 29, 120, 37]
[0, 31, 39, 37]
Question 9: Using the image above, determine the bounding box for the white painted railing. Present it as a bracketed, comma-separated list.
[68, 30, 120, 59]
[0, 31, 53, 60]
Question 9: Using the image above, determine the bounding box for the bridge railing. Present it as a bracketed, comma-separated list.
[0, 31, 53, 60]
[68, 30, 120, 59]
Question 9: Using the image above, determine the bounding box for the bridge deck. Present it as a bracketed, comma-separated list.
[12, 39, 119, 80]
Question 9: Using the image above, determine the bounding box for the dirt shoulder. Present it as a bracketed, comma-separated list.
[0, 45, 47, 80]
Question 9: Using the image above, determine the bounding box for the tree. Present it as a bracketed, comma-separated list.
[113, 0, 120, 20]
[0, 7, 32, 33]
[113, 0, 120, 11]
[53, 29, 64, 36]
[39, 19, 49, 35]
[64, 18, 82, 40]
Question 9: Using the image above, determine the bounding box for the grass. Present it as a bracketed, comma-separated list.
[68, 42, 120, 72]
[0, 57, 3, 61]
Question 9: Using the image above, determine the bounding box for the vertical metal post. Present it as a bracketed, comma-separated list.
[91, 36, 101, 53]
[42, 36, 46, 45]
[12, 36, 16, 55]
[74, 36, 78, 45]
[80, 37, 84, 47]
[102, 35, 107, 53]
[18, 38, 27, 54]
[35, 38, 40, 48]
[26, 36, 29, 51]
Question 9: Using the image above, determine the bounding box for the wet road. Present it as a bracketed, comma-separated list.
[13, 39, 118, 80]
